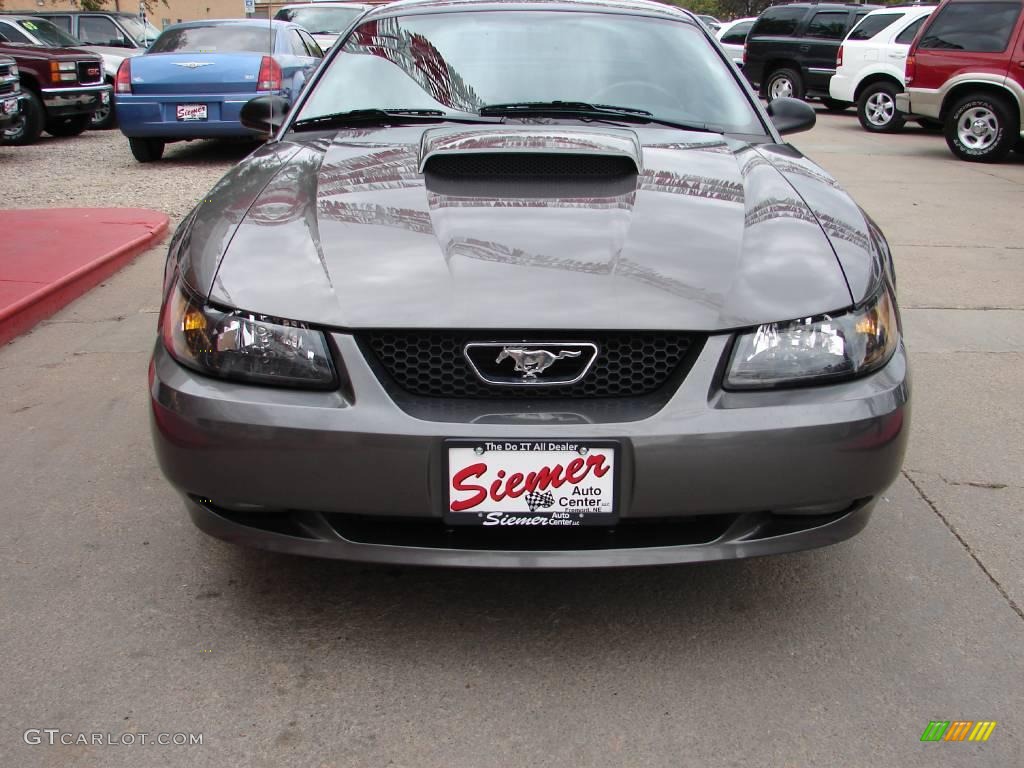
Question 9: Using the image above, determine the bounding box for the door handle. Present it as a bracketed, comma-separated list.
[798, 44, 809, 52]
[891, 52, 907, 59]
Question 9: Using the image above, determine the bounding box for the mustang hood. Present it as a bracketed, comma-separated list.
[202, 125, 868, 331]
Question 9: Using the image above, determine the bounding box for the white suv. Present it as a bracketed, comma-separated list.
[829, 5, 934, 132]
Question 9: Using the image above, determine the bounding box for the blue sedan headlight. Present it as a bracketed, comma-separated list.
[161, 275, 336, 388]
[725, 285, 900, 389]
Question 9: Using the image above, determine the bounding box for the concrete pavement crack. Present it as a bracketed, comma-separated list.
[903, 470, 1024, 622]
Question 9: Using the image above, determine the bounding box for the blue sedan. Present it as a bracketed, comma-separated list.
[115, 19, 323, 162]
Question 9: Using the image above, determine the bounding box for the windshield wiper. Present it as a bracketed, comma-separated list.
[291, 108, 501, 131]
[477, 101, 721, 133]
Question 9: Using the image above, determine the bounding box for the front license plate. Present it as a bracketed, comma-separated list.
[446, 440, 617, 527]
[176, 103, 207, 121]
[1, 98, 17, 116]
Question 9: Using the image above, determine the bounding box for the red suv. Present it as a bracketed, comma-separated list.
[897, 0, 1024, 162]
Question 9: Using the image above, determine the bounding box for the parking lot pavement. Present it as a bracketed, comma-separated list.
[1, 116, 1022, 767]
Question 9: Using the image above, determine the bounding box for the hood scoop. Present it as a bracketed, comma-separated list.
[420, 126, 642, 197]
[418, 125, 643, 173]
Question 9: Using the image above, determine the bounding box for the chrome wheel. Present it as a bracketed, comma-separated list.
[90, 102, 111, 128]
[769, 76, 793, 100]
[865, 91, 895, 127]
[957, 107, 999, 151]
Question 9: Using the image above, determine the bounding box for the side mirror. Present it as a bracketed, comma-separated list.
[766, 97, 816, 136]
[240, 95, 290, 135]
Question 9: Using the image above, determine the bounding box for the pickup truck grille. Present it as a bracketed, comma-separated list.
[0, 63, 15, 95]
[77, 61, 103, 85]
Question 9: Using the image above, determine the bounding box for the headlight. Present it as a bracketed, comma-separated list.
[161, 275, 336, 388]
[725, 285, 899, 390]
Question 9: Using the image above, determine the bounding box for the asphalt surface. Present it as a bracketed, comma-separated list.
[1, 116, 1022, 767]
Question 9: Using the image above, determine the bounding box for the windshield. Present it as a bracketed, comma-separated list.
[275, 7, 364, 34]
[18, 18, 81, 47]
[294, 11, 764, 136]
[149, 25, 276, 54]
[120, 16, 161, 45]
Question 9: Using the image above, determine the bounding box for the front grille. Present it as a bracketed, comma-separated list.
[360, 330, 700, 399]
[77, 61, 103, 85]
[0, 82, 12, 96]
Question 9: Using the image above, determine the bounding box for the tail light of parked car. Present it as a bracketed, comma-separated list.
[257, 56, 283, 92]
[836, 45, 843, 68]
[49, 61, 77, 84]
[115, 59, 132, 94]
[904, 53, 915, 86]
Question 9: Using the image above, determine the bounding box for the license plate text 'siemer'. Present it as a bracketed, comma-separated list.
[446, 441, 616, 527]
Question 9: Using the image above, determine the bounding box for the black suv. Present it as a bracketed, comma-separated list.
[744, 2, 881, 107]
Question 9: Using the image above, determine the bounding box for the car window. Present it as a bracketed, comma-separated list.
[895, 15, 928, 45]
[287, 28, 308, 56]
[805, 11, 850, 40]
[297, 11, 767, 136]
[47, 16, 72, 34]
[79, 16, 125, 46]
[17, 18, 81, 47]
[273, 7, 364, 35]
[149, 25, 277, 53]
[0, 21, 33, 44]
[297, 29, 323, 57]
[720, 20, 754, 45]
[752, 7, 806, 37]
[848, 13, 904, 41]
[919, 1, 1022, 52]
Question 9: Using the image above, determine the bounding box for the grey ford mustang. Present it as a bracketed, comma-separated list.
[150, 0, 910, 568]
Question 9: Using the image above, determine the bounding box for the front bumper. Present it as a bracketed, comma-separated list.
[0, 92, 21, 128]
[151, 334, 910, 568]
[40, 84, 110, 117]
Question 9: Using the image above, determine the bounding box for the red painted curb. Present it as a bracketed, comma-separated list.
[0, 212, 170, 347]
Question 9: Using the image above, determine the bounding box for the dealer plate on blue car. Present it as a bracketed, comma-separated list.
[445, 440, 618, 527]
[176, 104, 207, 121]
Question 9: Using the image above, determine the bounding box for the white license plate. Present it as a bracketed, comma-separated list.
[176, 103, 207, 121]
[446, 441, 617, 527]
[2, 98, 17, 116]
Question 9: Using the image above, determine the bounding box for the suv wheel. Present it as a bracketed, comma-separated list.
[1, 89, 44, 146]
[129, 137, 165, 163]
[46, 114, 91, 138]
[945, 94, 1018, 163]
[90, 93, 116, 130]
[766, 68, 804, 101]
[857, 82, 905, 133]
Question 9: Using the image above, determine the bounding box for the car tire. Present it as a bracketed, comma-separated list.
[944, 94, 1018, 163]
[89, 95, 116, 130]
[857, 82, 905, 133]
[1, 89, 45, 146]
[45, 114, 91, 138]
[822, 98, 851, 113]
[129, 137, 165, 163]
[766, 68, 804, 101]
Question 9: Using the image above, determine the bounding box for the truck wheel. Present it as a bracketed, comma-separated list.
[129, 137, 165, 162]
[766, 68, 804, 101]
[857, 82, 905, 133]
[90, 94, 116, 130]
[1, 89, 44, 146]
[46, 114, 91, 138]
[945, 94, 1018, 163]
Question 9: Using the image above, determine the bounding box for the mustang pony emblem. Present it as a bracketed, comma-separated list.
[495, 347, 582, 379]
